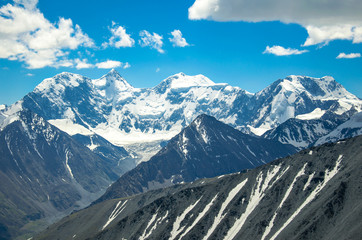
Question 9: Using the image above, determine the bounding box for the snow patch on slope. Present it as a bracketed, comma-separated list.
[48, 119, 94, 136]
[296, 108, 326, 120]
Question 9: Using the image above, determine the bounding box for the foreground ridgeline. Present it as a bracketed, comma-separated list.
[36, 135, 362, 240]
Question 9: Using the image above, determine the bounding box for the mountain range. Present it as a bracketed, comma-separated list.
[36, 135, 362, 240]
[1, 70, 360, 154]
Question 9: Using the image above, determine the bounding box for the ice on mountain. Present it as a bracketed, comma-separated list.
[296, 108, 326, 120]
[48, 119, 94, 136]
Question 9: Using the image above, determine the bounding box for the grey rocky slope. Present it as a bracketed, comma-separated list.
[95, 114, 296, 203]
[1, 70, 360, 153]
[0, 109, 128, 239]
[36, 135, 362, 240]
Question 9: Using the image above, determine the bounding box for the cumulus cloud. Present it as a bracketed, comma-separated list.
[0, 0, 94, 68]
[139, 30, 164, 53]
[96, 60, 123, 69]
[169, 30, 190, 47]
[303, 25, 362, 46]
[75, 59, 93, 69]
[336, 52, 361, 59]
[188, 0, 362, 46]
[263, 46, 308, 56]
[102, 23, 135, 48]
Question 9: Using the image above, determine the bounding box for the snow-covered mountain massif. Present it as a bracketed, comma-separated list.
[0, 69, 361, 155]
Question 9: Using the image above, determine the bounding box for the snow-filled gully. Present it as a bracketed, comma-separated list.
[268, 155, 343, 240]
[139, 209, 169, 240]
[203, 178, 248, 240]
[261, 164, 307, 240]
[169, 197, 202, 240]
[223, 165, 288, 240]
[102, 200, 128, 230]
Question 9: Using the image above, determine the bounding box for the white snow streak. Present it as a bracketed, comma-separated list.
[169, 197, 202, 240]
[139, 208, 162, 240]
[269, 155, 343, 240]
[65, 149, 74, 179]
[102, 200, 128, 230]
[261, 164, 307, 240]
[203, 179, 248, 240]
[224, 165, 287, 240]
[179, 194, 218, 239]
[303, 172, 315, 191]
[139, 211, 168, 240]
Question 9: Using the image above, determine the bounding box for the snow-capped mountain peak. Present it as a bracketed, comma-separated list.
[92, 69, 133, 100]
[279, 75, 357, 100]
[249, 75, 362, 135]
[34, 72, 88, 93]
[155, 73, 217, 92]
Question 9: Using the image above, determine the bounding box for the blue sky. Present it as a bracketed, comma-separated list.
[0, 0, 361, 105]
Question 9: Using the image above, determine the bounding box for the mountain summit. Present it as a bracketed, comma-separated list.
[95, 114, 296, 202]
[92, 69, 133, 101]
[154, 72, 218, 92]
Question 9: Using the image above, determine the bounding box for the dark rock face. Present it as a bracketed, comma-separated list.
[0, 110, 125, 239]
[96, 114, 296, 203]
[36, 135, 362, 240]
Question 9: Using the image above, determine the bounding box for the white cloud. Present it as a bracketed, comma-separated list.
[102, 24, 135, 48]
[336, 52, 361, 59]
[75, 58, 93, 69]
[96, 60, 122, 69]
[169, 30, 190, 47]
[139, 30, 164, 53]
[263, 45, 308, 56]
[156, 67, 160, 72]
[303, 25, 362, 46]
[188, 0, 362, 46]
[123, 62, 131, 69]
[26, 73, 34, 76]
[0, 0, 94, 68]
